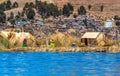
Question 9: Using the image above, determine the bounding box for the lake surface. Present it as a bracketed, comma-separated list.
[0, 52, 120, 76]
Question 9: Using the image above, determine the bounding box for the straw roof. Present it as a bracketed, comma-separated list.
[81, 32, 101, 39]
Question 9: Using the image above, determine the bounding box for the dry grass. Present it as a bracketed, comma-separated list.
[4, 8, 23, 17]
[35, 39, 46, 47]
[0, 36, 12, 50]
[0, 0, 35, 7]
[50, 33, 81, 47]
[1, 0, 120, 18]
[0, 30, 36, 48]
[104, 40, 120, 46]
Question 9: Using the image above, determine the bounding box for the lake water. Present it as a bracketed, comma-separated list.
[0, 52, 120, 76]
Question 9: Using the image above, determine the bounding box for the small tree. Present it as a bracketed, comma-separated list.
[8, 12, 14, 21]
[30, 2, 35, 8]
[67, 3, 74, 11]
[15, 15, 20, 20]
[0, 3, 6, 11]
[63, 5, 70, 17]
[114, 15, 120, 20]
[88, 4, 92, 10]
[12, 1, 19, 8]
[73, 14, 77, 18]
[0, 10, 6, 23]
[10, 19, 15, 25]
[10, 12, 14, 19]
[6, 0, 12, 10]
[100, 5, 104, 12]
[27, 8, 35, 19]
[7, 12, 15, 24]
[78, 6, 86, 15]
[23, 2, 29, 10]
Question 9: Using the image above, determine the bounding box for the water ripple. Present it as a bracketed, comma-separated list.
[0, 52, 119, 76]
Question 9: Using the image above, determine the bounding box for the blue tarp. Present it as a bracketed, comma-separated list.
[34, 21, 44, 26]
[15, 20, 30, 26]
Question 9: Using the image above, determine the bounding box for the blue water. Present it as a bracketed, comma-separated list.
[0, 52, 120, 76]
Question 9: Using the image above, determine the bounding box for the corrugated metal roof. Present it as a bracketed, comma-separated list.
[81, 32, 101, 38]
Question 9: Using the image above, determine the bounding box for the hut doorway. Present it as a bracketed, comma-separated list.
[85, 38, 88, 46]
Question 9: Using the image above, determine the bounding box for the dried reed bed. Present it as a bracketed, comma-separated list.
[7, 46, 120, 53]
[50, 33, 81, 47]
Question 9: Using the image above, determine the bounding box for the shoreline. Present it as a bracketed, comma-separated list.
[4, 46, 120, 53]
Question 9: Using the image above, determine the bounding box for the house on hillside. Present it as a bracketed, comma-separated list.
[81, 32, 107, 46]
[104, 20, 116, 28]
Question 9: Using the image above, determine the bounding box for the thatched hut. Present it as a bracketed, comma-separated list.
[81, 32, 107, 46]
[0, 31, 35, 47]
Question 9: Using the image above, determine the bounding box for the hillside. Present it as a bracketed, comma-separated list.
[1, 0, 120, 18]
[1, 0, 120, 9]
[0, 0, 35, 7]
